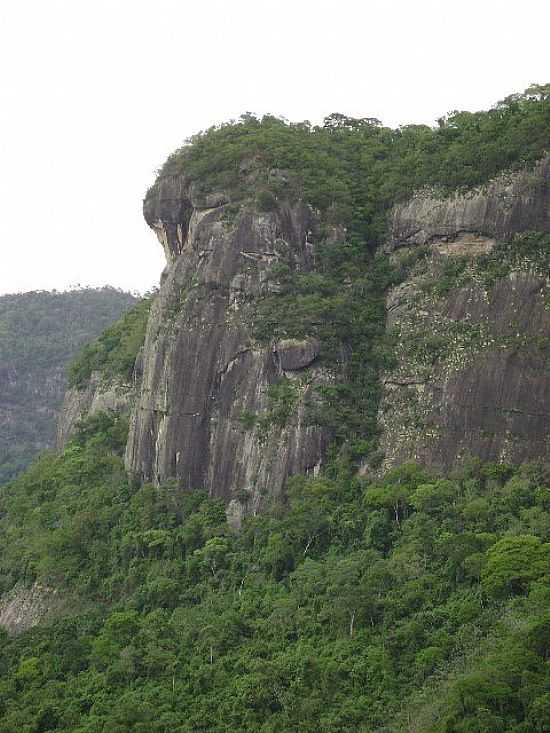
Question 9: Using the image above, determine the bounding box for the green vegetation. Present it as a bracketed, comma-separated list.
[1, 416, 550, 730]
[1, 87, 550, 730]
[0, 288, 137, 484]
[254, 242, 397, 452]
[251, 378, 302, 444]
[155, 85, 550, 247]
[68, 294, 154, 389]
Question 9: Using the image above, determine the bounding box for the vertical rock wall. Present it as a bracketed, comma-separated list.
[378, 157, 550, 472]
[125, 176, 328, 514]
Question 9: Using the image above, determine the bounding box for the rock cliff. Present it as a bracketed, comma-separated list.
[56, 372, 136, 448]
[388, 156, 550, 250]
[125, 175, 328, 517]
[124, 157, 550, 496]
[54, 156, 550, 498]
[378, 156, 550, 472]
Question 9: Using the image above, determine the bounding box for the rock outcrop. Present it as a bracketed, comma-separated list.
[274, 338, 321, 371]
[125, 175, 328, 513]
[56, 372, 136, 449]
[389, 156, 550, 250]
[0, 582, 68, 636]
[378, 157, 550, 473]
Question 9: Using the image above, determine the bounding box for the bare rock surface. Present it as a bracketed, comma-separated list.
[127, 176, 328, 510]
[0, 582, 67, 636]
[274, 338, 321, 371]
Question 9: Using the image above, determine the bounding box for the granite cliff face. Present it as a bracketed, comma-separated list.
[378, 157, 550, 472]
[125, 175, 328, 518]
[389, 156, 550, 250]
[53, 157, 550, 501]
[0, 582, 68, 636]
[125, 158, 550, 498]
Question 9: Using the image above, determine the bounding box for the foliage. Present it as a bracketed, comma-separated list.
[254, 242, 397, 450]
[68, 294, 154, 389]
[245, 377, 303, 444]
[0, 287, 137, 484]
[1, 416, 550, 730]
[154, 87, 550, 246]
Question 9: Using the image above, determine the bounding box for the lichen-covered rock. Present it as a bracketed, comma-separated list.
[378, 158, 550, 473]
[127, 176, 328, 509]
[389, 156, 550, 250]
[379, 268, 550, 472]
[274, 338, 320, 371]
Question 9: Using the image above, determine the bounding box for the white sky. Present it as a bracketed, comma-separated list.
[1, 0, 549, 296]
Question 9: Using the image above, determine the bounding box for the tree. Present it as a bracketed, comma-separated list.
[482, 535, 550, 598]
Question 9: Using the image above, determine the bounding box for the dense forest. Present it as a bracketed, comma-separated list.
[0, 288, 137, 484]
[1, 86, 550, 731]
[1, 414, 550, 732]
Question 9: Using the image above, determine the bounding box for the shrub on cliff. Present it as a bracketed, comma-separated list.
[68, 291, 154, 389]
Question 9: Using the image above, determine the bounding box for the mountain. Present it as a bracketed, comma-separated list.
[0, 87, 549, 731]
[0, 288, 138, 484]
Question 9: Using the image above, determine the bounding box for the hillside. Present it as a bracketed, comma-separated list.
[0, 288, 138, 484]
[0, 86, 549, 731]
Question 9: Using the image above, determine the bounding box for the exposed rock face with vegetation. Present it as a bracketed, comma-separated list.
[127, 176, 328, 512]
[125, 100, 550, 498]
[1, 87, 550, 732]
[56, 294, 153, 449]
[0, 288, 137, 484]
[389, 155, 550, 249]
[0, 582, 68, 636]
[56, 372, 136, 449]
[379, 161, 550, 472]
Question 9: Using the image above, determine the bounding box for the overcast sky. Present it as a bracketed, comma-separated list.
[1, 0, 549, 296]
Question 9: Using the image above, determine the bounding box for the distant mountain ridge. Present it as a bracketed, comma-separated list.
[0, 287, 137, 484]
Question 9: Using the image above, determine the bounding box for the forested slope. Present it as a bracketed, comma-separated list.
[1, 415, 550, 731]
[0, 288, 137, 484]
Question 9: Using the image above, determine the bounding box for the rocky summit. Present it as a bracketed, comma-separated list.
[60, 137, 550, 512]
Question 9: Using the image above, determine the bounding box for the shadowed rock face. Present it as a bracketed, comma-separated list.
[127, 176, 328, 512]
[378, 158, 550, 473]
[274, 338, 321, 371]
